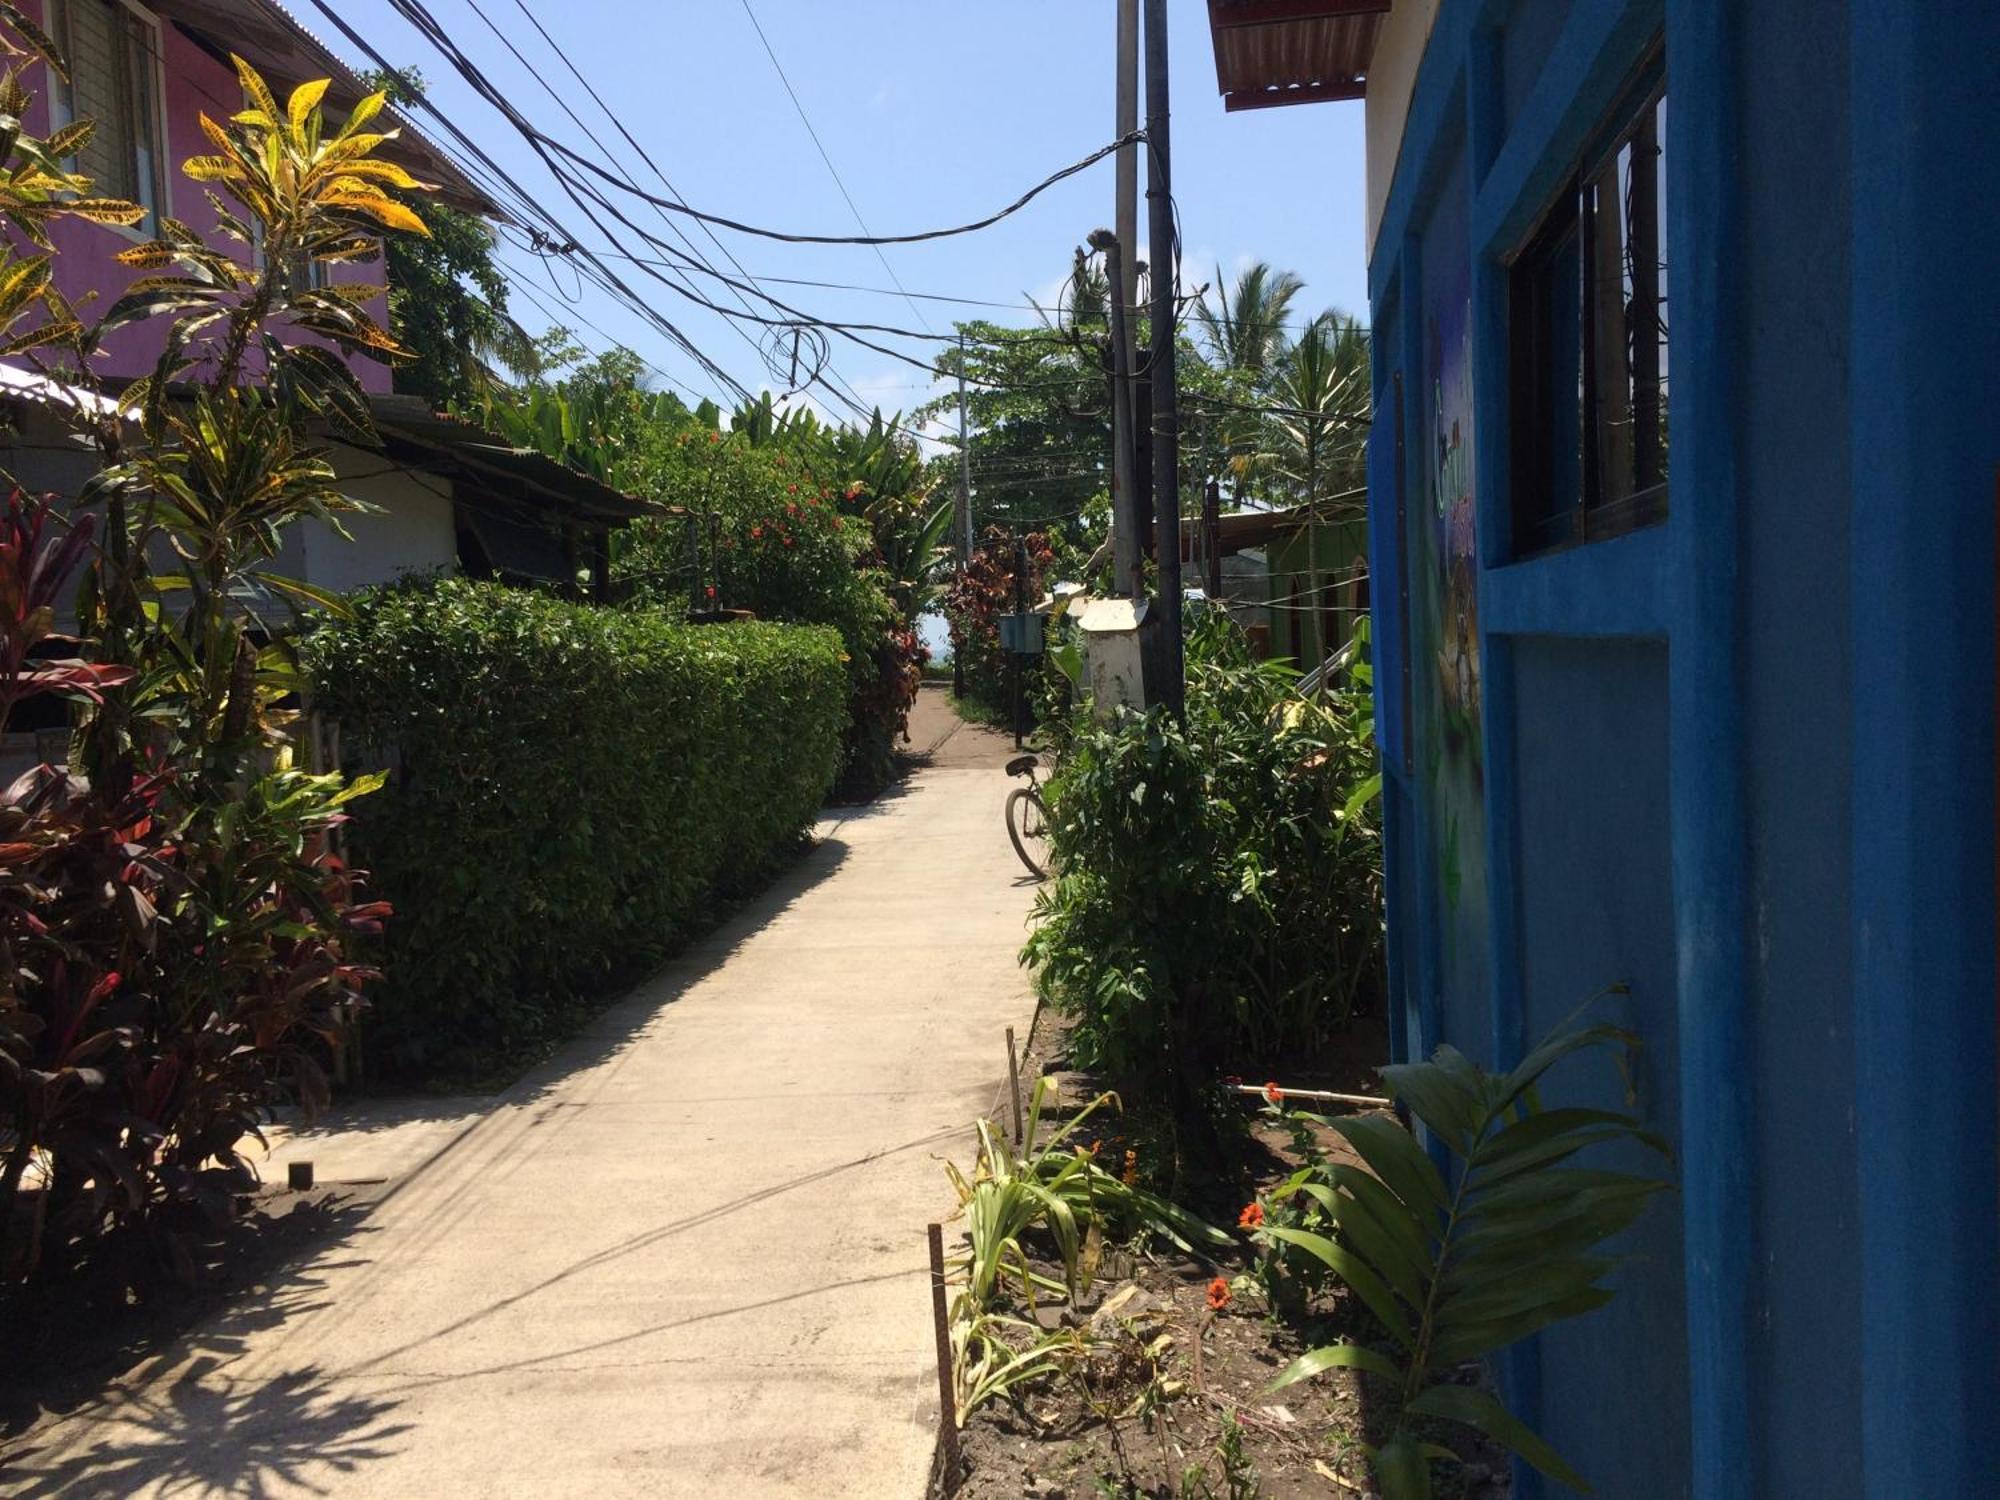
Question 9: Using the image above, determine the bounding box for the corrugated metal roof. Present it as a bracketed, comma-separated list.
[1206, 0, 1385, 111]
[366, 395, 661, 525]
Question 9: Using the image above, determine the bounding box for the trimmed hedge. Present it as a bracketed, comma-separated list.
[302, 577, 846, 1079]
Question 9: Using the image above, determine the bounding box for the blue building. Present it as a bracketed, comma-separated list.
[1205, 3, 1999, 1496]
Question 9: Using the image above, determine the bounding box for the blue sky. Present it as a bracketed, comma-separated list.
[323, 0, 1371, 424]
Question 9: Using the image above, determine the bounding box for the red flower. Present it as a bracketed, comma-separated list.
[1238, 1202, 1265, 1229]
[704, 585, 717, 601]
[781, 535, 794, 547]
[1206, 1277, 1232, 1312]
[1264, 1082, 1284, 1106]
[787, 482, 798, 493]
[750, 524, 764, 539]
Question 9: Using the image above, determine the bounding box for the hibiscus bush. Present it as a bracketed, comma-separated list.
[608, 403, 937, 796]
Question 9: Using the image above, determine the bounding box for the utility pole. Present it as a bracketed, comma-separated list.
[1011, 534, 1029, 749]
[1204, 477, 1222, 598]
[1144, 0, 1183, 714]
[954, 332, 973, 697]
[1111, 0, 1141, 599]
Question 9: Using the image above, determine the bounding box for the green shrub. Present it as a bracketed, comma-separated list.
[303, 577, 846, 1079]
[1023, 618, 1383, 1105]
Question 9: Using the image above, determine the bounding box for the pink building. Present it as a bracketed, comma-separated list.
[19, 0, 491, 389]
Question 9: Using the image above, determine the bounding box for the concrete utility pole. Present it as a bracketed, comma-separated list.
[1111, 0, 1141, 599]
[1090, 228, 1141, 602]
[1144, 0, 1183, 714]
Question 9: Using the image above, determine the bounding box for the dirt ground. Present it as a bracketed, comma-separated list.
[943, 1010, 1509, 1500]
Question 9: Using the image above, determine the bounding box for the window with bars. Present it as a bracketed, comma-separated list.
[49, 0, 164, 232]
[1509, 59, 1668, 556]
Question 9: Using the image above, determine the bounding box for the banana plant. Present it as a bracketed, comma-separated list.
[1260, 1018, 1672, 1497]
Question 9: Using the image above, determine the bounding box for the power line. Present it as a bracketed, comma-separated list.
[735, 0, 932, 337]
[498, 0, 896, 430]
[539, 127, 1142, 246]
[307, 0, 754, 408]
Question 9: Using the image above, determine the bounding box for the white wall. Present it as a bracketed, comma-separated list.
[1366, 0, 1443, 253]
[281, 443, 458, 594]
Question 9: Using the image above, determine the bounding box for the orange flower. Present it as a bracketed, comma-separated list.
[1237, 1202, 1265, 1229]
[1121, 1148, 1138, 1186]
[1264, 1082, 1284, 1106]
[1206, 1277, 1231, 1312]
[750, 524, 764, 539]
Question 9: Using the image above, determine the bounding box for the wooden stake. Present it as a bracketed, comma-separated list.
[1005, 1026, 1024, 1146]
[927, 1222, 960, 1480]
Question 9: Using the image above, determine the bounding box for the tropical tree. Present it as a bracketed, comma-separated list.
[1196, 261, 1305, 378]
[2, 45, 415, 1289]
[1254, 311, 1371, 514]
[359, 66, 543, 410]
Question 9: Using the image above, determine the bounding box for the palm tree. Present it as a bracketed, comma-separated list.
[1197, 261, 1306, 375]
[1263, 311, 1371, 511]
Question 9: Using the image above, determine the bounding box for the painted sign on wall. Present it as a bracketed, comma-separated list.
[1411, 158, 1491, 1032]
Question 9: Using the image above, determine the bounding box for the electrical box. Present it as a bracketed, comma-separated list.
[1075, 596, 1149, 718]
[998, 611, 1045, 655]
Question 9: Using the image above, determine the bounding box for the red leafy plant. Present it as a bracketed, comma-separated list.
[943, 526, 1054, 719]
[0, 42, 410, 1292]
[0, 491, 385, 1286]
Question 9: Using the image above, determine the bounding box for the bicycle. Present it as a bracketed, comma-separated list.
[1004, 754, 1052, 879]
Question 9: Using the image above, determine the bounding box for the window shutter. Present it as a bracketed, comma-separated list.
[66, 0, 134, 200]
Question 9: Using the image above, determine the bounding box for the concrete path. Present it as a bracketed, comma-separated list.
[9, 696, 1038, 1499]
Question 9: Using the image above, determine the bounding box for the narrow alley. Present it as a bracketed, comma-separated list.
[11, 694, 1033, 1499]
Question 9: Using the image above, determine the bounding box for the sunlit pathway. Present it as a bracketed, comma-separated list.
[12, 698, 1035, 1499]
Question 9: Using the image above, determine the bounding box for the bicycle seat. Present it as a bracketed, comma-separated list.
[1006, 754, 1040, 778]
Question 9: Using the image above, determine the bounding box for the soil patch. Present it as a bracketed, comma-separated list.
[946, 1011, 1508, 1500]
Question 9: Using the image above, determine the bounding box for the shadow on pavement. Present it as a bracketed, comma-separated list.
[2, 1358, 411, 1499]
[1, 1206, 405, 1496]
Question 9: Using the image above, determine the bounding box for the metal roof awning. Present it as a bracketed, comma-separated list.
[151, 0, 501, 218]
[365, 394, 661, 527]
[1183, 502, 1320, 561]
[1207, 0, 1386, 112]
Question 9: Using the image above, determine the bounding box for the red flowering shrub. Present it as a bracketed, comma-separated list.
[943, 526, 1054, 721]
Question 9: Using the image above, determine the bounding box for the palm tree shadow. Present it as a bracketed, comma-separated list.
[1, 1358, 410, 1499]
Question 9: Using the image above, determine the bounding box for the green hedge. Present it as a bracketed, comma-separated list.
[302, 577, 846, 1079]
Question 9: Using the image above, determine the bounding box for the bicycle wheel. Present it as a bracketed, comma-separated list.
[1006, 786, 1052, 879]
